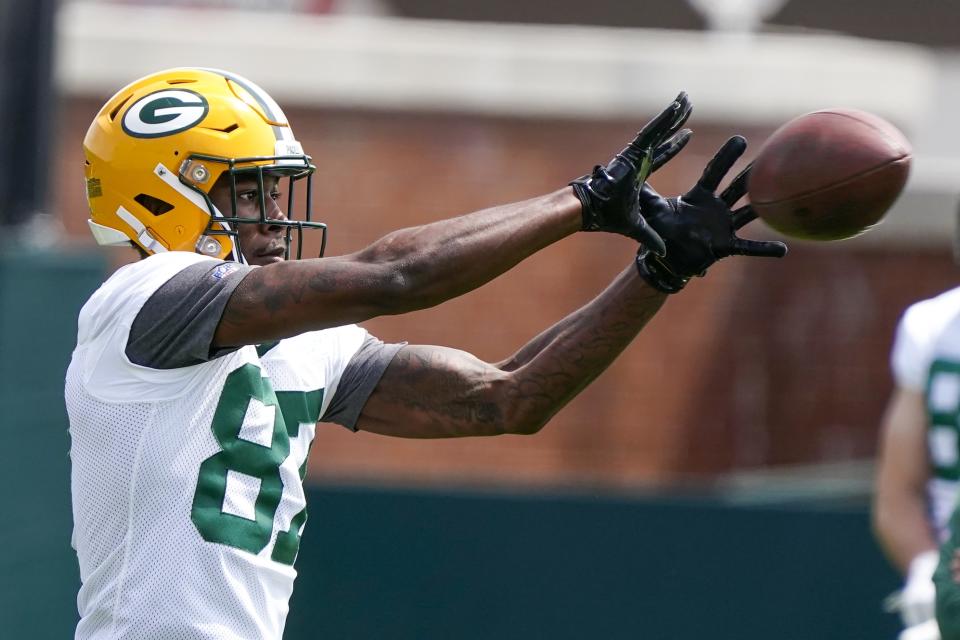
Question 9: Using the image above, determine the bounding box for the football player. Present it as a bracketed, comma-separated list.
[874, 248, 960, 640]
[66, 67, 785, 639]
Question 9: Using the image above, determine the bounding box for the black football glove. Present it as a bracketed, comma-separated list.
[571, 92, 693, 256]
[634, 135, 788, 293]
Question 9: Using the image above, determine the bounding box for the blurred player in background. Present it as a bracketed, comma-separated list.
[874, 207, 960, 640]
[66, 67, 785, 639]
[926, 206, 960, 640]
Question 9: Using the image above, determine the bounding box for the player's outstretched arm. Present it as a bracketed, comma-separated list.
[357, 134, 787, 438]
[356, 264, 667, 437]
[215, 188, 581, 347]
[213, 96, 692, 349]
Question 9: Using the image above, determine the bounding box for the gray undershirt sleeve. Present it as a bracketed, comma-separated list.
[322, 336, 406, 431]
[127, 258, 404, 427]
[126, 260, 253, 369]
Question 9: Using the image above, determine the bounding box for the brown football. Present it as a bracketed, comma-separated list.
[748, 109, 912, 241]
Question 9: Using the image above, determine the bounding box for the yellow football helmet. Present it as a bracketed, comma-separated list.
[83, 67, 325, 262]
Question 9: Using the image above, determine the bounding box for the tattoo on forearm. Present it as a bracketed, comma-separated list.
[364, 274, 665, 438]
[370, 346, 505, 436]
[505, 280, 665, 423]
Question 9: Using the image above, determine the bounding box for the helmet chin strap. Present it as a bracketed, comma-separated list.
[115, 206, 168, 253]
[154, 162, 245, 263]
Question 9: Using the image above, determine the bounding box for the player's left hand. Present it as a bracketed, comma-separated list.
[571, 92, 693, 256]
[634, 135, 788, 293]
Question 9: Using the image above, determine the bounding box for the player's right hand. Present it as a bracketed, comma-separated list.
[900, 550, 940, 628]
[571, 92, 692, 256]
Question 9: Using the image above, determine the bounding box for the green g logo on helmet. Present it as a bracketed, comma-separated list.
[122, 89, 209, 139]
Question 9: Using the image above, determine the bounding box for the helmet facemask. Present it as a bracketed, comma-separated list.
[179, 152, 328, 263]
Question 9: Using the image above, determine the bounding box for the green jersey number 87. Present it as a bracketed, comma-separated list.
[190, 363, 322, 566]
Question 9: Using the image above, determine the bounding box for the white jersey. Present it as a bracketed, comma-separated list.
[891, 286, 960, 541]
[66, 252, 368, 639]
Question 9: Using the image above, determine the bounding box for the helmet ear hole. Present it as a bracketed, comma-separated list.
[134, 193, 174, 216]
